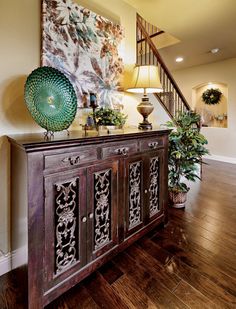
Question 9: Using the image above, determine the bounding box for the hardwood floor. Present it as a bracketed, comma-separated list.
[0, 159, 236, 308]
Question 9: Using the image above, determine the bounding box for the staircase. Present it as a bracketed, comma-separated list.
[136, 14, 191, 119]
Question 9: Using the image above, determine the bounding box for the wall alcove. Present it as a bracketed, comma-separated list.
[192, 82, 228, 128]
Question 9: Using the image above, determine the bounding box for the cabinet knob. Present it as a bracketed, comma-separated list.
[144, 189, 148, 194]
[88, 213, 94, 219]
[81, 216, 87, 223]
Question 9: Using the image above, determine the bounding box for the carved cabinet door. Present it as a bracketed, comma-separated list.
[123, 150, 164, 239]
[124, 155, 145, 238]
[143, 149, 164, 223]
[86, 160, 119, 262]
[44, 168, 87, 290]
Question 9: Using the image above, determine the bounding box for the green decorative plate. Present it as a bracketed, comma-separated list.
[24, 66, 77, 132]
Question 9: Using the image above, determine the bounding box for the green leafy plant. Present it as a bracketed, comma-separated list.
[202, 88, 222, 105]
[93, 107, 127, 126]
[166, 111, 209, 193]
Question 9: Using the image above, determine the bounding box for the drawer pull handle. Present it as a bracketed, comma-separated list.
[88, 213, 94, 219]
[148, 142, 159, 149]
[82, 216, 87, 223]
[62, 155, 80, 165]
[115, 147, 129, 155]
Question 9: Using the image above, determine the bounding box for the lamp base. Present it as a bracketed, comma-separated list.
[137, 96, 154, 130]
[138, 122, 152, 130]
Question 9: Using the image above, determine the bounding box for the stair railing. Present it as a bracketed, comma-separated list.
[136, 14, 191, 118]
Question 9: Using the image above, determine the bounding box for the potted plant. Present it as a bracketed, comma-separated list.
[93, 107, 127, 131]
[166, 111, 209, 208]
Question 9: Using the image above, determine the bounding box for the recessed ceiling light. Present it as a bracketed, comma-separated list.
[211, 48, 219, 54]
[176, 57, 183, 62]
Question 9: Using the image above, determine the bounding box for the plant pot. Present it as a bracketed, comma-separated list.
[97, 125, 108, 134]
[169, 191, 187, 208]
[98, 125, 123, 134]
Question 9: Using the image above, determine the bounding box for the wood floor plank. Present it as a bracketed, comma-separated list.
[113, 251, 189, 309]
[98, 260, 124, 285]
[45, 297, 68, 309]
[163, 214, 236, 272]
[170, 208, 236, 245]
[83, 271, 130, 309]
[185, 195, 236, 221]
[125, 243, 181, 291]
[150, 235, 236, 299]
[138, 237, 236, 307]
[151, 222, 236, 280]
[173, 280, 218, 309]
[47, 284, 100, 309]
[189, 195, 236, 219]
[169, 211, 236, 254]
[166, 256, 236, 308]
[112, 274, 158, 309]
[202, 214, 236, 235]
[0, 266, 27, 309]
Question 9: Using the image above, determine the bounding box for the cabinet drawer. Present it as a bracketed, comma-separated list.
[140, 137, 164, 151]
[44, 147, 98, 170]
[101, 141, 138, 158]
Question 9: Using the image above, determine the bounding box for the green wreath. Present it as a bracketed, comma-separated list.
[202, 88, 222, 105]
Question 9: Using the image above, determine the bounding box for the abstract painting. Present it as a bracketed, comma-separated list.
[41, 0, 124, 108]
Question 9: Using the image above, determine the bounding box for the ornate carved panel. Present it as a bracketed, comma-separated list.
[128, 161, 142, 229]
[94, 169, 112, 250]
[55, 179, 78, 274]
[149, 157, 159, 216]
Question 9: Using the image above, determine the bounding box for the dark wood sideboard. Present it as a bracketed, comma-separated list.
[8, 128, 170, 308]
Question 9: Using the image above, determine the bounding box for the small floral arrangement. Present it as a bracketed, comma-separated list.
[93, 107, 127, 127]
[202, 88, 222, 105]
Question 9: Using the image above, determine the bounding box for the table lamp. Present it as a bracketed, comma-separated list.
[127, 65, 162, 130]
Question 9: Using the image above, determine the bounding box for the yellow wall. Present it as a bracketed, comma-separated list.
[173, 58, 236, 160]
[0, 0, 41, 255]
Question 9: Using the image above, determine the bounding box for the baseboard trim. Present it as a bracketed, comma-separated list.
[0, 246, 27, 276]
[204, 154, 236, 164]
[0, 253, 11, 276]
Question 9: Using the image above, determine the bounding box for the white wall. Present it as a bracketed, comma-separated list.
[173, 58, 236, 160]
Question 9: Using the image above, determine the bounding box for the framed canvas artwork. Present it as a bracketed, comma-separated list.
[41, 0, 124, 109]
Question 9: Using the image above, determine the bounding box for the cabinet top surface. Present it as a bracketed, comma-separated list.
[7, 128, 171, 152]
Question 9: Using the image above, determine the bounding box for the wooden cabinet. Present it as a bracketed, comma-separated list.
[8, 129, 170, 309]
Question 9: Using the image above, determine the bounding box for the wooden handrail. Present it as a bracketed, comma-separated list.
[136, 14, 191, 113]
[137, 30, 164, 44]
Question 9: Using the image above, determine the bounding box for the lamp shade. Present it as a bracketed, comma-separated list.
[126, 65, 162, 93]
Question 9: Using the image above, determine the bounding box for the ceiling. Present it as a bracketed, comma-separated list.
[123, 0, 236, 71]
